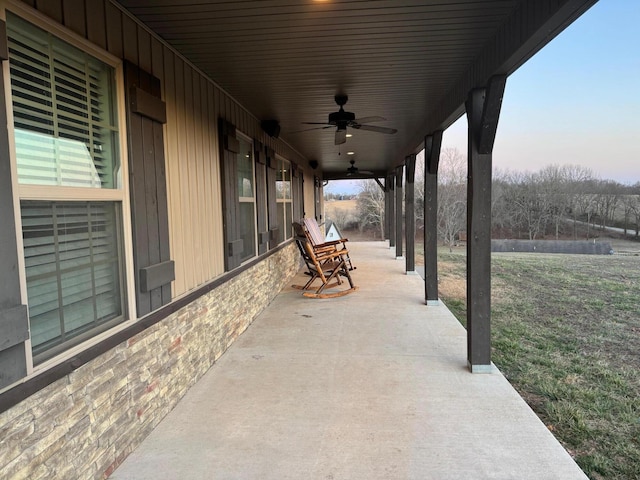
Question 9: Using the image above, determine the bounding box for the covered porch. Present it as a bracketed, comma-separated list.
[0, 2, 603, 478]
[112, 241, 587, 480]
[110, 0, 599, 373]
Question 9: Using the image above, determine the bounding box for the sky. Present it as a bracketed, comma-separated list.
[443, 0, 640, 184]
[328, 0, 640, 194]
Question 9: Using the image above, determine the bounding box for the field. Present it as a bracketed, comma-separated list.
[323, 199, 359, 227]
[437, 249, 640, 480]
[324, 199, 358, 217]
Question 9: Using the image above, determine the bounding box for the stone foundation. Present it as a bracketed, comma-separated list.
[0, 244, 300, 479]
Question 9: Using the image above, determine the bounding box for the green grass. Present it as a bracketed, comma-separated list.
[437, 251, 640, 480]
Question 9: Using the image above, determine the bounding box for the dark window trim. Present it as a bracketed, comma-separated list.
[0, 239, 293, 414]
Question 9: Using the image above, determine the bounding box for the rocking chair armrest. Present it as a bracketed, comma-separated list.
[315, 238, 348, 248]
[315, 249, 348, 262]
[313, 244, 337, 253]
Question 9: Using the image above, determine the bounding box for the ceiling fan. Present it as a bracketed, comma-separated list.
[301, 94, 397, 145]
[346, 159, 374, 177]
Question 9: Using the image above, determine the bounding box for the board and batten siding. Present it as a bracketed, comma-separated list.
[16, 0, 310, 297]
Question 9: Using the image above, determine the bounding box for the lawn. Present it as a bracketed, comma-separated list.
[437, 250, 640, 480]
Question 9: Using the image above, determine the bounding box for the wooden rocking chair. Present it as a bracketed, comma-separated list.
[292, 223, 357, 299]
[302, 217, 355, 270]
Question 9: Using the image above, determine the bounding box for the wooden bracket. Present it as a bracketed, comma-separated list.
[139, 261, 175, 293]
[467, 75, 507, 155]
[0, 305, 29, 351]
[405, 154, 416, 184]
[254, 140, 265, 164]
[374, 177, 385, 192]
[130, 87, 167, 123]
[265, 147, 276, 168]
[395, 166, 403, 187]
[228, 239, 244, 256]
[425, 130, 443, 175]
[220, 119, 239, 153]
[224, 134, 239, 154]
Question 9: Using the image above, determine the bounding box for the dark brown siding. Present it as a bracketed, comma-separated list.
[266, 148, 278, 248]
[254, 141, 269, 255]
[219, 120, 242, 271]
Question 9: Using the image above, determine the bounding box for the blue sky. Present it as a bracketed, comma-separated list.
[328, 0, 639, 194]
[443, 0, 640, 184]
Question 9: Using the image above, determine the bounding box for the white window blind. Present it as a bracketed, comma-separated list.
[21, 202, 123, 357]
[8, 13, 119, 188]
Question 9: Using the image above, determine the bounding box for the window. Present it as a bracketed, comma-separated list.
[21, 201, 124, 358]
[237, 135, 257, 263]
[276, 157, 293, 243]
[7, 13, 126, 362]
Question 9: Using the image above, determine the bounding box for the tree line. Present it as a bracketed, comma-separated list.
[330, 148, 640, 247]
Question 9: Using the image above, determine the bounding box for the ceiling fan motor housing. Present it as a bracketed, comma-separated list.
[328, 109, 355, 127]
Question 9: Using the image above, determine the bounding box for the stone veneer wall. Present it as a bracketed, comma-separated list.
[0, 243, 300, 479]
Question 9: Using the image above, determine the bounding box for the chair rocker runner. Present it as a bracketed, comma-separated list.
[302, 217, 355, 270]
[292, 223, 357, 299]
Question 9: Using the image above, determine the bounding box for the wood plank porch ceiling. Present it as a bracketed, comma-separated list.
[116, 0, 596, 179]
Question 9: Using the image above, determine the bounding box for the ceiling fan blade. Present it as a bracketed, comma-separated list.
[360, 170, 375, 175]
[335, 129, 347, 145]
[288, 125, 333, 133]
[352, 116, 386, 124]
[301, 122, 331, 125]
[352, 124, 398, 135]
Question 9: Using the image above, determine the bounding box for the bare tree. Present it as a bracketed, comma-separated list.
[537, 165, 569, 239]
[629, 195, 640, 238]
[562, 164, 595, 239]
[415, 155, 634, 245]
[591, 181, 620, 232]
[437, 148, 467, 250]
[326, 207, 351, 230]
[575, 191, 598, 239]
[498, 170, 554, 240]
[356, 179, 386, 239]
[492, 168, 521, 237]
[414, 150, 425, 232]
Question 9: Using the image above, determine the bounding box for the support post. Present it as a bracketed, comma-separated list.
[384, 175, 391, 241]
[405, 155, 416, 273]
[395, 165, 403, 259]
[465, 75, 506, 373]
[424, 131, 443, 305]
[388, 173, 396, 248]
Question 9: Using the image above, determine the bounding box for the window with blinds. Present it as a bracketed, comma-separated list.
[237, 135, 257, 263]
[22, 201, 124, 359]
[276, 158, 293, 244]
[8, 13, 119, 188]
[7, 13, 126, 363]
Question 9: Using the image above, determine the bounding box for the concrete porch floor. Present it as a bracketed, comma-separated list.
[112, 241, 588, 480]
